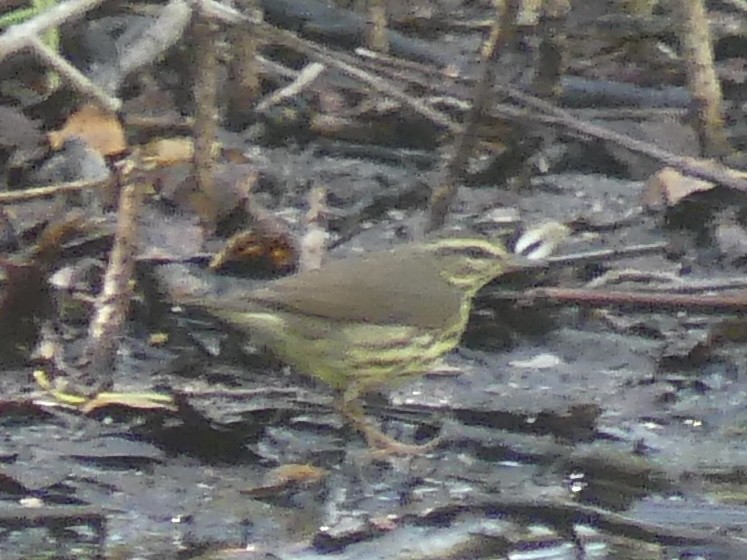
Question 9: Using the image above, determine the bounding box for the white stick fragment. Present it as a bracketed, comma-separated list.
[255, 62, 326, 113]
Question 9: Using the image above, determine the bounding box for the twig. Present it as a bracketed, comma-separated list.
[427, 0, 511, 232]
[0, 0, 189, 103]
[0, 0, 104, 62]
[0, 177, 109, 204]
[226, 0, 263, 126]
[191, 0, 260, 25]
[626, 276, 747, 294]
[493, 94, 747, 192]
[297, 19, 743, 198]
[299, 185, 328, 272]
[0, 0, 120, 110]
[196, 0, 747, 194]
[544, 242, 669, 268]
[85, 166, 144, 390]
[291, 35, 461, 133]
[27, 34, 121, 111]
[194, 0, 462, 134]
[677, 0, 730, 156]
[366, 0, 389, 53]
[255, 62, 325, 113]
[531, 0, 569, 98]
[0, 0, 189, 109]
[191, 16, 219, 225]
[584, 269, 683, 289]
[357, 38, 745, 192]
[522, 286, 747, 314]
[93, 0, 192, 95]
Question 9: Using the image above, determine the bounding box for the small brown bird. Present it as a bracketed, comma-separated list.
[177, 226, 568, 454]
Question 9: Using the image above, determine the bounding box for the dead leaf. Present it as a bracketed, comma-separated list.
[140, 137, 221, 168]
[140, 137, 194, 167]
[641, 167, 715, 209]
[48, 104, 127, 156]
[642, 165, 747, 210]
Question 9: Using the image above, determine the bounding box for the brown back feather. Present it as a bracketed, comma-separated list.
[213, 246, 465, 330]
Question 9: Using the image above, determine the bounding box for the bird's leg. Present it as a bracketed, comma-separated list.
[338, 383, 441, 456]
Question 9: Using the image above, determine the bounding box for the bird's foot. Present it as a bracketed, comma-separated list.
[341, 405, 440, 456]
[339, 390, 440, 456]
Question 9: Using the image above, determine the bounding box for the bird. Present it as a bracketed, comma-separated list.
[175, 229, 566, 454]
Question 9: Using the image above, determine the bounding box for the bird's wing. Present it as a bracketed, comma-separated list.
[241, 249, 463, 330]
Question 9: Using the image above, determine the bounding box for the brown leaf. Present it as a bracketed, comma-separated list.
[641, 165, 747, 210]
[641, 167, 714, 209]
[140, 137, 195, 167]
[48, 104, 127, 157]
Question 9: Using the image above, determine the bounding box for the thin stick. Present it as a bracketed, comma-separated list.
[255, 62, 325, 113]
[194, 0, 462, 134]
[299, 185, 328, 272]
[544, 242, 669, 268]
[0, 0, 104, 62]
[677, 0, 730, 156]
[28, 35, 121, 111]
[85, 169, 144, 390]
[195, 0, 747, 193]
[493, 96, 747, 192]
[0, 178, 109, 204]
[97, 0, 191, 94]
[427, 0, 510, 232]
[191, 17, 219, 224]
[523, 286, 747, 314]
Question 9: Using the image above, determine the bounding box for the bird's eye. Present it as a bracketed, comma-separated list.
[432, 244, 498, 260]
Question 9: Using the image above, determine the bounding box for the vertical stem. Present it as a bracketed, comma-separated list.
[85, 169, 143, 390]
[678, 0, 730, 157]
[367, 0, 389, 52]
[427, 0, 515, 232]
[192, 17, 219, 225]
[226, 0, 262, 129]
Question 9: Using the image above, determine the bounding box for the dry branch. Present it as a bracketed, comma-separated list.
[85, 170, 144, 389]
